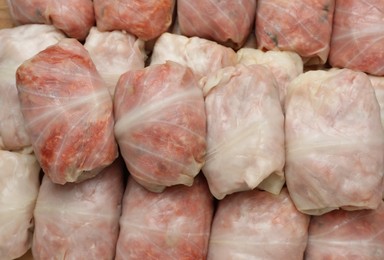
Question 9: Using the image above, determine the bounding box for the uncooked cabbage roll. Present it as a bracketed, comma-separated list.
[32, 160, 124, 260]
[115, 175, 213, 259]
[202, 64, 285, 199]
[285, 69, 384, 215]
[114, 61, 206, 192]
[329, 0, 384, 76]
[208, 188, 310, 259]
[255, 0, 335, 64]
[16, 38, 118, 184]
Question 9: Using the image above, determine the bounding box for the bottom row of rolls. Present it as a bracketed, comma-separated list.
[1, 149, 383, 260]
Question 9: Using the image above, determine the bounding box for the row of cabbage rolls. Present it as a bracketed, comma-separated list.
[1, 22, 384, 259]
[2, 0, 384, 258]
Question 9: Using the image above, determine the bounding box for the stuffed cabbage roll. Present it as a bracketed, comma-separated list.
[202, 64, 285, 199]
[114, 61, 206, 192]
[115, 175, 213, 259]
[305, 201, 384, 259]
[208, 188, 310, 259]
[0, 24, 65, 151]
[0, 150, 40, 260]
[177, 0, 256, 49]
[237, 48, 303, 107]
[329, 0, 384, 76]
[84, 27, 146, 95]
[32, 160, 124, 260]
[16, 38, 118, 185]
[285, 69, 384, 215]
[6, 0, 94, 40]
[94, 0, 175, 41]
[255, 0, 335, 64]
[150, 32, 237, 81]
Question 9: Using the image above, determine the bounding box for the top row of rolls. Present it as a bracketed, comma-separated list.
[5, 0, 384, 76]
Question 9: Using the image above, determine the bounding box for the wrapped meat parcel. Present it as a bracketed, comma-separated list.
[0, 150, 40, 260]
[202, 64, 285, 199]
[255, 0, 335, 64]
[94, 0, 175, 41]
[150, 32, 238, 81]
[329, 0, 384, 76]
[208, 188, 310, 259]
[285, 68, 384, 215]
[305, 201, 384, 259]
[0, 24, 65, 151]
[32, 160, 124, 260]
[177, 0, 256, 49]
[237, 48, 303, 107]
[115, 175, 214, 259]
[114, 61, 206, 192]
[16, 38, 118, 185]
[84, 27, 146, 95]
[6, 0, 94, 40]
